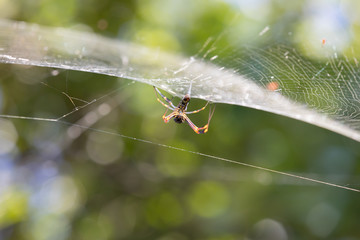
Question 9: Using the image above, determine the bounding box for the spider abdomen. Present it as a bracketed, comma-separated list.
[174, 116, 185, 124]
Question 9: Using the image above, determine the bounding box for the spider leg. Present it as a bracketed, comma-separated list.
[184, 104, 215, 134]
[185, 101, 209, 114]
[153, 86, 177, 109]
[208, 104, 216, 123]
[183, 115, 209, 134]
[162, 111, 177, 123]
[157, 98, 175, 110]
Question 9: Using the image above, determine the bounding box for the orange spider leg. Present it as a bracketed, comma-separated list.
[183, 105, 216, 134]
[183, 115, 209, 134]
[185, 101, 209, 114]
[162, 111, 177, 123]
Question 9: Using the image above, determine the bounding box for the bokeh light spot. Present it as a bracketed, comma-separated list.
[0, 189, 28, 227]
[146, 192, 184, 228]
[252, 218, 288, 240]
[306, 202, 340, 238]
[36, 175, 82, 216]
[86, 131, 124, 165]
[187, 181, 229, 218]
[0, 119, 18, 155]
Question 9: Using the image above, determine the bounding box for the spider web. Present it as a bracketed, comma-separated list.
[1, 2, 360, 238]
[0, 19, 359, 142]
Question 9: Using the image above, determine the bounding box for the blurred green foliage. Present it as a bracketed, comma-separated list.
[0, 0, 360, 240]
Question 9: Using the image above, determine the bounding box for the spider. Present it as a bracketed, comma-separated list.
[153, 86, 215, 134]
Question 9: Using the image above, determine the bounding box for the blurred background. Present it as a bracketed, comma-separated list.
[1, 0, 360, 239]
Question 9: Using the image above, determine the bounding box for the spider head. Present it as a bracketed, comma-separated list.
[183, 94, 190, 103]
[173, 115, 185, 124]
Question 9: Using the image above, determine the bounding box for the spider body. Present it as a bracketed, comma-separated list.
[172, 94, 190, 124]
[153, 87, 214, 134]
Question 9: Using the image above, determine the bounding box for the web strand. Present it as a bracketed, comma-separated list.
[0, 114, 358, 193]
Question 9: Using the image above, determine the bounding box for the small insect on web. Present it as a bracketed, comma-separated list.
[153, 84, 215, 134]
